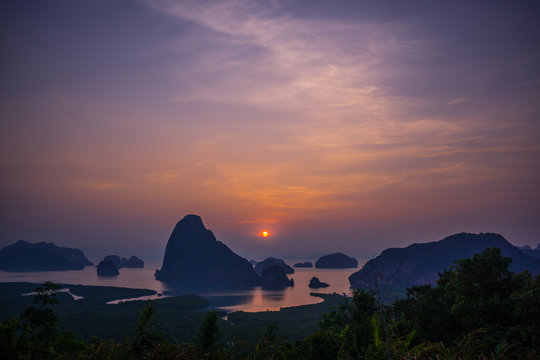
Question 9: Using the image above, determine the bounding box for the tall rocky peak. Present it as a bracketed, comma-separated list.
[160, 215, 219, 270]
[168, 214, 214, 247]
[155, 215, 260, 287]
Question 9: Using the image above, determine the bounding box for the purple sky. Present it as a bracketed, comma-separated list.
[1, 0, 540, 263]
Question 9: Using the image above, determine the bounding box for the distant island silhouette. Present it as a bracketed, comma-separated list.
[103, 255, 144, 268]
[260, 265, 294, 288]
[308, 276, 329, 288]
[349, 232, 540, 288]
[97, 260, 119, 276]
[315, 253, 358, 268]
[293, 261, 313, 268]
[254, 257, 294, 274]
[0, 240, 93, 271]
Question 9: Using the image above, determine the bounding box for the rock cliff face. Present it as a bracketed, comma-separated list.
[254, 257, 294, 274]
[349, 233, 540, 288]
[97, 260, 119, 276]
[154, 215, 260, 287]
[260, 265, 294, 287]
[315, 253, 358, 268]
[0, 240, 93, 271]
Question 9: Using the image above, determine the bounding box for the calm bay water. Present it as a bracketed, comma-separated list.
[0, 261, 363, 312]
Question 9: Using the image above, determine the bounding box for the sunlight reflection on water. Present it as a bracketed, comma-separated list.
[1, 260, 365, 312]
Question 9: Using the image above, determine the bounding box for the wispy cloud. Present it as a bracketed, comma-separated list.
[70, 181, 128, 191]
[515, 79, 540, 87]
[173, 95, 195, 103]
[143, 170, 183, 183]
[446, 97, 469, 105]
[147, 0, 411, 117]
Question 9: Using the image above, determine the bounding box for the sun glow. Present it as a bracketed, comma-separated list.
[260, 231, 270, 237]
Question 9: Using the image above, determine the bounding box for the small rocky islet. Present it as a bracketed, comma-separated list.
[308, 277, 329, 288]
[260, 265, 294, 287]
[103, 254, 144, 268]
[254, 257, 295, 274]
[315, 253, 358, 269]
[96, 260, 119, 276]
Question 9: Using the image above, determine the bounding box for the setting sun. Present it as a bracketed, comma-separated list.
[260, 231, 270, 237]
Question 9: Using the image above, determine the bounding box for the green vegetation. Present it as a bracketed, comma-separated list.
[195, 310, 220, 352]
[0, 282, 210, 341]
[392, 247, 540, 359]
[1, 247, 539, 359]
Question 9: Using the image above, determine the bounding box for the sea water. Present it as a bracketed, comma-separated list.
[0, 261, 362, 312]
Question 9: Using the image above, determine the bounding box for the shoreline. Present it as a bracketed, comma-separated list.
[4, 281, 340, 313]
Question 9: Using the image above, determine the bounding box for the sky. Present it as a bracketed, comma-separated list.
[1, 0, 540, 263]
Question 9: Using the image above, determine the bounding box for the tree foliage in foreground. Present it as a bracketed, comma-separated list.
[0, 247, 538, 359]
[393, 247, 539, 359]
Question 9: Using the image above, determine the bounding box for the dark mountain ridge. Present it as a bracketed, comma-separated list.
[0, 240, 93, 271]
[349, 232, 540, 288]
[520, 248, 540, 260]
